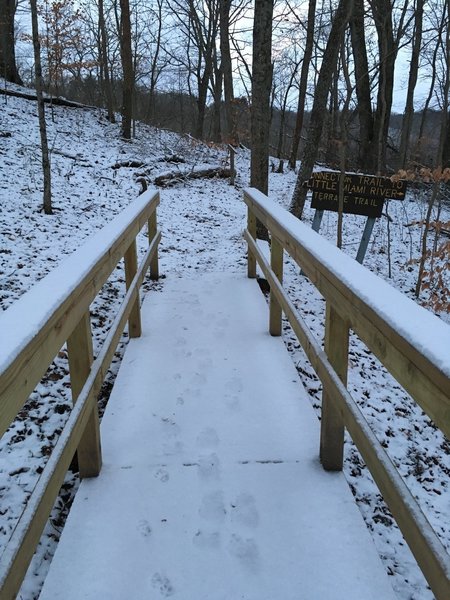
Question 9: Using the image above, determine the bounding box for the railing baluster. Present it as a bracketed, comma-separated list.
[124, 239, 142, 338]
[269, 236, 283, 336]
[148, 208, 159, 280]
[320, 304, 349, 471]
[67, 312, 102, 478]
[247, 206, 257, 279]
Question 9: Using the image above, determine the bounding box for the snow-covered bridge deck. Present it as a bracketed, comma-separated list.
[40, 273, 396, 600]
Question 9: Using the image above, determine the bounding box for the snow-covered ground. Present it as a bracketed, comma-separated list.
[0, 80, 449, 599]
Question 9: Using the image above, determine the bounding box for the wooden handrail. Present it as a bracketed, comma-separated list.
[0, 190, 160, 599]
[243, 187, 450, 600]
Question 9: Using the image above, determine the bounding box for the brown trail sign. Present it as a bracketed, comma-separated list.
[303, 171, 407, 263]
[305, 171, 407, 218]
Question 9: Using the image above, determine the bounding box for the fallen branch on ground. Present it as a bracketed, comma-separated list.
[0, 87, 98, 109]
[154, 167, 232, 187]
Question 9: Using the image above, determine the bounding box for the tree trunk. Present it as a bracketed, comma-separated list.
[398, 0, 424, 169]
[119, 0, 133, 139]
[30, 0, 52, 215]
[350, 0, 375, 172]
[290, 0, 354, 219]
[288, 0, 316, 170]
[0, 0, 22, 84]
[195, 76, 210, 139]
[372, 0, 396, 173]
[443, 111, 450, 168]
[251, 0, 274, 197]
[211, 54, 223, 143]
[415, 26, 449, 297]
[220, 0, 237, 143]
[148, 0, 164, 124]
[251, 0, 274, 239]
[98, 0, 116, 123]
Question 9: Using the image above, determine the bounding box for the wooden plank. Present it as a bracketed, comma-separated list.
[124, 240, 142, 338]
[269, 236, 283, 336]
[67, 312, 102, 478]
[244, 230, 450, 599]
[0, 193, 159, 439]
[0, 232, 162, 599]
[320, 303, 348, 471]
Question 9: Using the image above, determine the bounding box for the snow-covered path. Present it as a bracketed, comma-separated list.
[39, 272, 396, 600]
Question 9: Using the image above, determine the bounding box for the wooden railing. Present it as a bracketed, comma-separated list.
[243, 187, 450, 600]
[0, 190, 161, 599]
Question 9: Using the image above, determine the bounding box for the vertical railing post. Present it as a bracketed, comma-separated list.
[148, 207, 159, 280]
[67, 312, 102, 478]
[229, 144, 236, 185]
[124, 239, 142, 338]
[247, 203, 257, 279]
[320, 303, 349, 471]
[269, 236, 283, 336]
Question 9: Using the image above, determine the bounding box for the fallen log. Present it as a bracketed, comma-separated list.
[0, 87, 98, 110]
[154, 167, 232, 187]
[111, 160, 147, 169]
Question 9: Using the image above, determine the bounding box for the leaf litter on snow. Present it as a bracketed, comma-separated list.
[1, 81, 449, 600]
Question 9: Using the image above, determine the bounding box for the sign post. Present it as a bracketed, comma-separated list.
[355, 217, 377, 264]
[311, 209, 324, 232]
[304, 172, 407, 264]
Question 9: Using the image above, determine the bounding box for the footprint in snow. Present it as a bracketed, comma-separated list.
[196, 427, 220, 448]
[199, 490, 226, 522]
[151, 573, 174, 597]
[225, 395, 241, 412]
[228, 534, 260, 572]
[137, 519, 152, 537]
[197, 453, 221, 480]
[161, 417, 180, 439]
[191, 371, 207, 386]
[193, 529, 221, 549]
[154, 468, 169, 483]
[198, 356, 213, 370]
[163, 440, 183, 456]
[230, 493, 259, 528]
[226, 376, 243, 394]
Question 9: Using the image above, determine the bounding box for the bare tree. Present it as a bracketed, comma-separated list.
[350, 0, 375, 172]
[416, 0, 450, 295]
[166, 0, 220, 140]
[98, 0, 116, 122]
[251, 0, 274, 198]
[219, 0, 236, 142]
[398, 0, 424, 168]
[30, 0, 52, 215]
[119, 0, 133, 138]
[370, 0, 412, 172]
[288, 0, 317, 170]
[0, 0, 22, 84]
[290, 0, 354, 219]
[250, 0, 274, 240]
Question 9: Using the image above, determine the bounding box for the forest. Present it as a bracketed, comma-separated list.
[1, 0, 449, 169]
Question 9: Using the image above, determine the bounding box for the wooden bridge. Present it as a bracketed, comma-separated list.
[0, 189, 449, 599]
